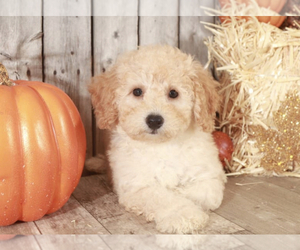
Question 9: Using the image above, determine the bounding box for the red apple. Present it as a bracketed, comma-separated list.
[212, 131, 234, 167]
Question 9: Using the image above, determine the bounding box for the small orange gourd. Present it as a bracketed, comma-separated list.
[0, 64, 86, 226]
[219, 15, 286, 27]
[218, 0, 286, 27]
[218, 0, 286, 13]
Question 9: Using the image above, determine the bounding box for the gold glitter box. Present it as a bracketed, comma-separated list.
[205, 17, 300, 177]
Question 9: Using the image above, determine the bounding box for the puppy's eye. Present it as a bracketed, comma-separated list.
[133, 88, 143, 97]
[169, 89, 179, 99]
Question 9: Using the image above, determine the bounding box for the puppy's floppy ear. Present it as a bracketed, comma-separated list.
[88, 67, 118, 130]
[191, 61, 220, 132]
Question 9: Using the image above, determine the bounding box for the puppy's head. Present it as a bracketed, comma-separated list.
[89, 45, 219, 142]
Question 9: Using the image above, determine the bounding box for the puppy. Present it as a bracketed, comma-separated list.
[89, 45, 226, 234]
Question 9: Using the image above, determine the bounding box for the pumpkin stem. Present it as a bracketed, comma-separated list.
[0, 63, 15, 86]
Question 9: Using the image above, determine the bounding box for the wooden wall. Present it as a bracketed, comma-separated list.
[0, 0, 216, 159]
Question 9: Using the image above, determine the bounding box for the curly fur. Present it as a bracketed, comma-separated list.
[89, 45, 226, 234]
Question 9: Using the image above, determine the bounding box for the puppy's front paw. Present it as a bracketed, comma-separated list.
[181, 179, 225, 211]
[200, 182, 224, 211]
[204, 192, 223, 211]
[156, 206, 209, 234]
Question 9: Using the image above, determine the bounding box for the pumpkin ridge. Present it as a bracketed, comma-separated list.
[40, 83, 86, 196]
[25, 84, 63, 213]
[22, 81, 84, 214]
[14, 84, 60, 221]
[12, 86, 26, 223]
[0, 86, 24, 225]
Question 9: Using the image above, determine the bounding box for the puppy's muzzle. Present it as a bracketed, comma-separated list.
[146, 114, 164, 132]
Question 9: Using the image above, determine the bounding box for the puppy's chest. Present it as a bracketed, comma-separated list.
[127, 143, 200, 187]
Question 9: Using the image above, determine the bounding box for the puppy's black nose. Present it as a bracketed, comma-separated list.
[146, 114, 164, 130]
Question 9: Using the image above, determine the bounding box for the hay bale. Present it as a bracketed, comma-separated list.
[204, 17, 300, 177]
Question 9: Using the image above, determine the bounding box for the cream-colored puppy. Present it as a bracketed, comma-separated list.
[89, 45, 226, 234]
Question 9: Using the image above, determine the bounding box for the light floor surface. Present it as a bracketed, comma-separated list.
[1, 174, 300, 249]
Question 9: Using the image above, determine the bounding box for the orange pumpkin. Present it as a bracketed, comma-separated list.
[219, 15, 286, 27]
[0, 64, 86, 226]
[218, 0, 287, 13]
[0, 235, 16, 241]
